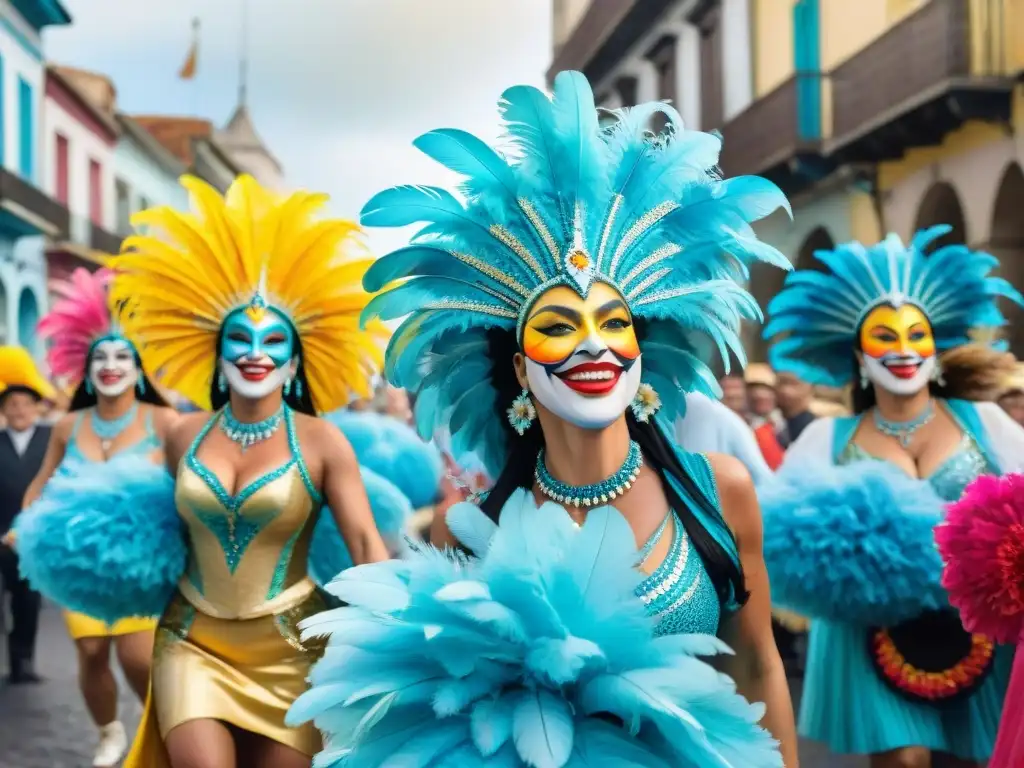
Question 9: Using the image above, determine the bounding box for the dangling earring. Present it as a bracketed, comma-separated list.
[85, 379, 93, 395]
[217, 370, 228, 393]
[506, 388, 536, 436]
[295, 379, 303, 399]
[932, 359, 946, 387]
[630, 383, 661, 423]
[284, 378, 292, 397]
[859, 364, 870, 390]
[136, 377, 146, 395]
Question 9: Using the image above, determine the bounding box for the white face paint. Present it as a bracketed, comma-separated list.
[219, 311, 297, 402]
[863, 354, 936, 396]
[89, 338, 139, 398]
[525, 351, 643, 430]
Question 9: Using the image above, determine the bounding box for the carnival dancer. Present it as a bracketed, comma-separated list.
[287, 71, 798, 766]
[15, 268, 174, 766]
[15, 174, 393, 768]
[762, 228, 1024, 768]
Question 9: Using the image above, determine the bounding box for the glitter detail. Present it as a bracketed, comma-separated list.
[596, 194, 623, 271]
[489, 225, 549, 282]
[609, 201, 679, 277]
[423, 300, 517, 320]
[267, 527, 304, 600]
[626, 268, 672, 302]
[274, 590, 329, 655]
[620, 244, 682, 289]
[154, 592, 196, 656]
[631, 283, 710, 308]
[568, 251, 590, 270]
[219, 403, 284, 451]
[451, 250, 531, 299]
[518, 198, 561, 262]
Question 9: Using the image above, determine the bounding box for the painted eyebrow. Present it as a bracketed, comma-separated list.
[596, 299, 628, 318]
[869, 324, 900, 335]
[530, 305, 582, 325]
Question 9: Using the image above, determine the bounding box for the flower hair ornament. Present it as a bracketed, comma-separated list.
[111, 174, 389, 412]
[358, 71, 791, 475]
[765, 225, 1023, 387]
[37, 267, 135, 388]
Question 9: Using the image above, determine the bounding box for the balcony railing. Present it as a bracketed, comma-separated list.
[51, 213, 124, 259]
[719, 72, 823, 179]
[0, 168, 68, 237]
[829, 0, 1015, 158]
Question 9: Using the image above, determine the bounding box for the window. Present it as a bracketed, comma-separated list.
[18, 77, 32, 180]
[54, 133, 69, 204]
[88, 159, 102, 225]
[115, 178, 131, 234]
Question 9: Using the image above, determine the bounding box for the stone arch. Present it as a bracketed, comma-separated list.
[17, 287, 39, 355]
[795, 226, 835, 272]
[988, 163, 1024, 355]
[913, 181, 967, 249]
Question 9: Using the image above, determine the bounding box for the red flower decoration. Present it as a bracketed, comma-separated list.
[936, 472, 1024, 643]
[870, 628, 994, 701]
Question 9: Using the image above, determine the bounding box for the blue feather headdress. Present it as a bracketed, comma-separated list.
[360, 70, 790, 476]
[765, 225, 1024, 387]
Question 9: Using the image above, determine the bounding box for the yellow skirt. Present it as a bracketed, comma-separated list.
[64, 611, 157, 640]
[125, 589, 327, 767]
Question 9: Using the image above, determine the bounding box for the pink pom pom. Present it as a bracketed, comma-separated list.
[936, 473, 1024, 643]
[37, 268, 114, 382]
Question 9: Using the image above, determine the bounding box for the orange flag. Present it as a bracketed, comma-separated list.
[178, 18, 199, 80]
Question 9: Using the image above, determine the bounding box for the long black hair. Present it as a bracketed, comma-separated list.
[476, 324, 749, 610]
[207, 322, 316, 415]
[68, 344, 169, 412]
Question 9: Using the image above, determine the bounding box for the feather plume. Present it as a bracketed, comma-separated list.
[289, 491, 781, 768]
[37, 268, 119, 382]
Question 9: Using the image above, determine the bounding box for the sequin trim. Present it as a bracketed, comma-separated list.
[451, 250, 531, 300]
[274, 591, 329, 656]
[154, 592, 196, 656]
[609, 201, 679, 277]
[488, 226, 549, 283]
[625, 267, 672, 302]
[619, 244, 682, 290]
[596, 194, 623, 271]
[267, 526, 303, 601]
[518, 199, 561, 262]
[423, 300, 517, 320]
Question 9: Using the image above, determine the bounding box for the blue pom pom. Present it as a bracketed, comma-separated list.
[289, 490, 782, 768]
[15, 456, 185, 623]
[307, 467, 413, 586]
[324, 410, 443, 509]
[759, 461, 948, 625]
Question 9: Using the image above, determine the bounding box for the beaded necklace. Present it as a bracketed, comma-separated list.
[535, 440, 643, 508]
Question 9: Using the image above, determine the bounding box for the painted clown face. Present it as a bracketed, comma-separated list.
[859, 303, 937, 395]
[218, 307, 297, 401]
[88, 337, 139, 398]
[521, 281, 642, 430]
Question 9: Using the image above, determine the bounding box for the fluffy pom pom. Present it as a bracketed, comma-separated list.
[325, 410, 444, 508]
[288, 490, 781, 768]
[760, 461, 948, 625]
[937, 472, 1024, 643]
[14, 455, 185, 623]
[307, 467, 413, 586]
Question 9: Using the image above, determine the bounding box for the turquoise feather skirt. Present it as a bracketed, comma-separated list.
[799, 619, 1012, 759]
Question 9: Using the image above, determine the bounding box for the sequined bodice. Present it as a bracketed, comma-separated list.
[840, 433, 995, 501]
[175, 408, 322, 620]
[636, 510, 720, 636]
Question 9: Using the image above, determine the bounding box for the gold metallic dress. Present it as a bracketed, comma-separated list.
[126, 409, 327, 766]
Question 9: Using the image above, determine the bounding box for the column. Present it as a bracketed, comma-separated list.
[671, 22, 702, 130]
[722, 0, 754, 120]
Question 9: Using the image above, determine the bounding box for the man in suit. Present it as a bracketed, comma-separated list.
[0, 349, 56, 684]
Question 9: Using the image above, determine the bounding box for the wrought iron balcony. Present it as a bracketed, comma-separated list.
[828, 0, 1016, 162]
[0, 168, 68, 238]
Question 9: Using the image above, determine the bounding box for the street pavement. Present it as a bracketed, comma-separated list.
[0, 606, 866, 767]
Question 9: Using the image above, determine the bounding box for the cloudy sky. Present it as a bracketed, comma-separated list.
[44, 0, 553, 254]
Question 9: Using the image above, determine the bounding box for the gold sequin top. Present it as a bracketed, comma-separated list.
[175, 408, 321, 620]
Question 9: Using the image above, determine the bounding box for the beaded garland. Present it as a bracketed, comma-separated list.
[869, 626, 994, 703]
[535, 440, 643, 508]
[220, 403, 285, 451]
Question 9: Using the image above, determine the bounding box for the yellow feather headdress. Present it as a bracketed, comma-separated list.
[111, 174, 388, 413]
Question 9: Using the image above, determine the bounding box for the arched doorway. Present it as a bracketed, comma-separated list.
[17, 288, 39, 356]
[989, 164, 1024, 356]
[795, 226, 835, 272]
[913, 182, 967, 250]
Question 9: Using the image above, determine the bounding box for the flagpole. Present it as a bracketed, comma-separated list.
[191, 17, 200, 117]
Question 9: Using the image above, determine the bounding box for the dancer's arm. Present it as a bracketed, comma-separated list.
[709, 452, 800, 767]
[314, 419, 390, 565]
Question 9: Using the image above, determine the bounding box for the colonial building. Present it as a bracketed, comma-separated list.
[42, 65, 123, 282]
[131, 116, 240, 192]
[0, 0, 71, 352]
[216, 103, 284, 189]
[112, 114, 189, 235]
[549, 0, 1024, 358]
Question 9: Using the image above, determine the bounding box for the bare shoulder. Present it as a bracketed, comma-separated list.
[50, 412, 78, 442]
[704, 451, 760, 541]
[293, 412, 356, 463]
[146, 405, 180, 437]
[166, 411, 209, 454]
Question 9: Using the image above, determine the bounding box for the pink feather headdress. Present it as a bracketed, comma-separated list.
[38, 268, 120, 383]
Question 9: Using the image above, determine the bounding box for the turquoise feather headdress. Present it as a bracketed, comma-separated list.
[360, 71, 791, 475]
[765, 225, 1023, 387]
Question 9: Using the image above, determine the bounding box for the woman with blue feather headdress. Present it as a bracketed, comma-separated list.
[287, 71, 799, 766]
[761, 227, 1024, 766]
